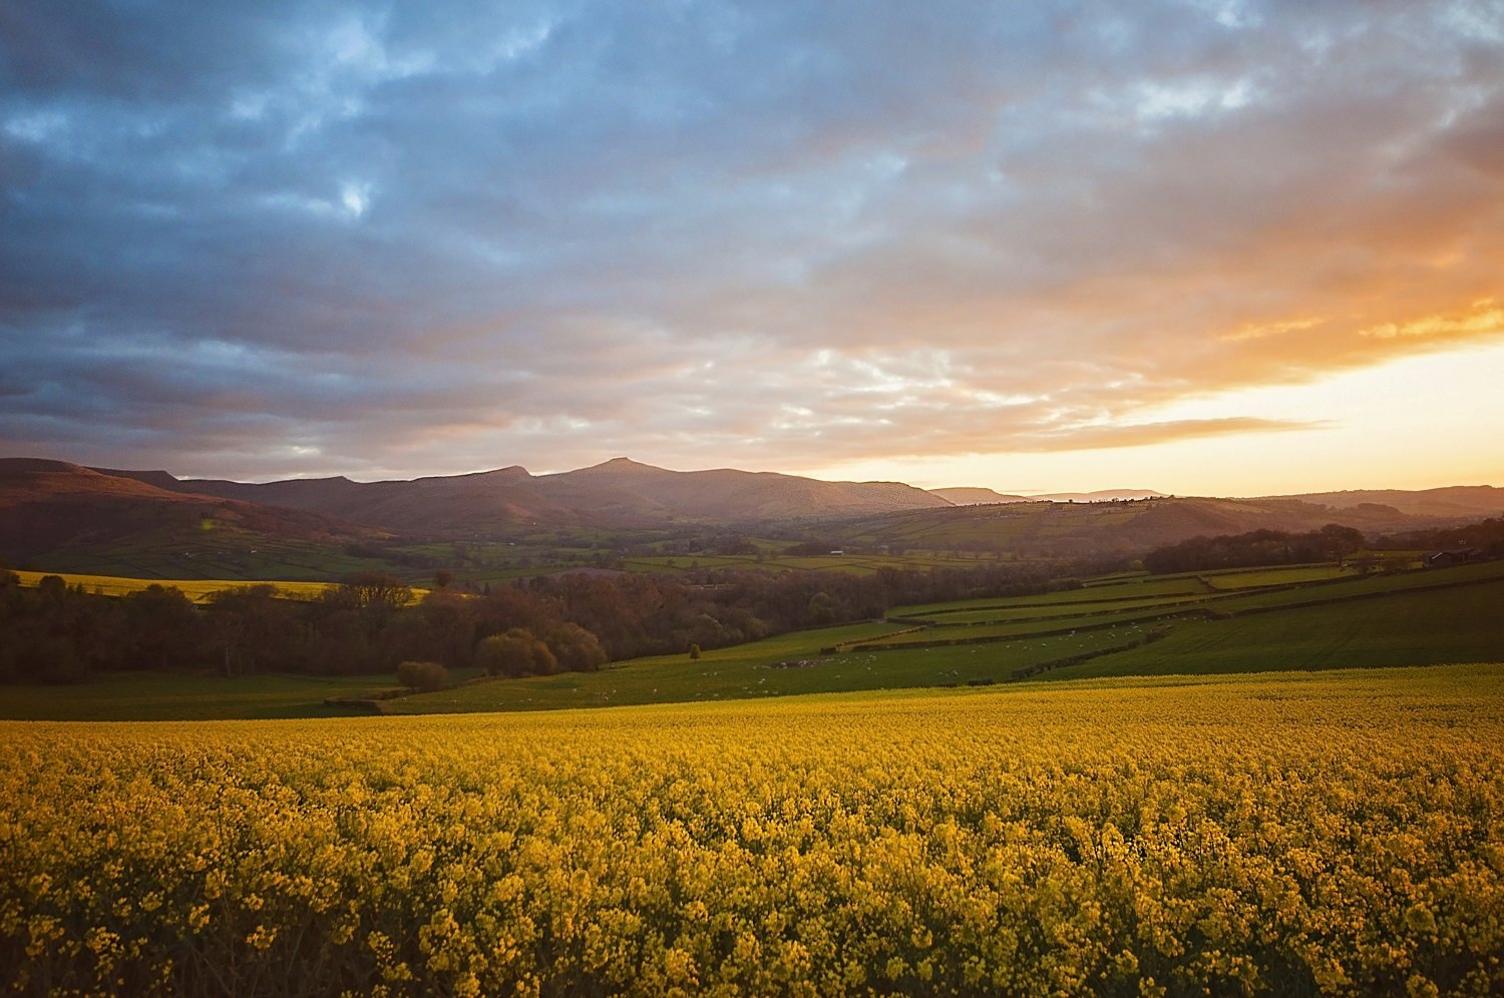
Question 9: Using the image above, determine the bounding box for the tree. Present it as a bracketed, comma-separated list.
[204, 585, 301, 676]
[545, 622, 607, 673]
[807, 591, 837, 625]
[1319, 524, 1365, 557]
[123, 585, 202, 670]
[688, 643, 701, 660]
[433, 569, 454, 590]
[336, 572, 412, 613]
[476, 628, 556, 677]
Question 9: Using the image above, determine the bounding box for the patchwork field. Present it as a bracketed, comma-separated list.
[892, 576, 1215, 618]
[10, 570, 350, 604]
[5, 559, 1502, 721]
[1199, 564, 1358, 589]
[1048, 577, 1504, 680]
[3, 665, 1501, 994]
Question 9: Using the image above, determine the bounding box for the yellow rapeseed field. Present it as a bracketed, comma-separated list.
[3, 665, 1503, 995]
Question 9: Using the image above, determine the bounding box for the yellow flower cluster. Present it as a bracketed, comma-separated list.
[3, 667, 1503, 995]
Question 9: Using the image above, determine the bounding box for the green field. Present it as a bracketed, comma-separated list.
[903, 592, 1213, 625]
[878, 565, 1497, 667]
[381, 623, 1145, 714]
[1200, 564, 1357, 589]
[0, 671, 404, 721]
[893, 577, 1212, 617]
[1044, 576, 1504, 681]
[1204, 558, 1504, 610]
[849, 610, 1172, 648]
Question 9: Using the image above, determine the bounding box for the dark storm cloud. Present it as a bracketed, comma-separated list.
[1, 0, 1502, 479]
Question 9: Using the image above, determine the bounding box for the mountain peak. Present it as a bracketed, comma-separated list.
[587, 457, 665, 473]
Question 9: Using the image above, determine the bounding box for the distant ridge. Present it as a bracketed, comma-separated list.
[928, 487, 1032, 505]
[932, 487, 1171, 504]
[1263, 486, 1504, 520]
[1027, 489, 1169, 502]
[92, 456, 952, 533]
[4, 456, 1500, 568]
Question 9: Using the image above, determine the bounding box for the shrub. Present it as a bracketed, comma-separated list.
[396, 660, 449, 692]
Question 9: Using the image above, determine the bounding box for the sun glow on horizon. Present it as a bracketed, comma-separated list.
[807, 338, 1504, 497]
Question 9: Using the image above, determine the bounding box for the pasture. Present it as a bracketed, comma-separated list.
[1047, 576, 1504, 680]
[383, 623, 1140, 714]
[0, 671, 401, 721]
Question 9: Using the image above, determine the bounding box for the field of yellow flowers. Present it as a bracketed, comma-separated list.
[3, 664, 1503, 995]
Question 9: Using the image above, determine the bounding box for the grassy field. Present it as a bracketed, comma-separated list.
[829, 559, 1504, 686]
[1198, 563, 1357, 589]
[3, 665, 1501, 993]
[896, 560, 1504, 624]
[1044, 576, 1504, 681]
[0, 671, 405, 720]
[893, 576, 1212, 617]
[381, 622, 1142, 713]
[900, 592, 1213, 625]
[847, 611, 1170, 648]
[1205, 558, 1504, 611]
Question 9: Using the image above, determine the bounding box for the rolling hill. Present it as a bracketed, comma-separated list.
[0, 459, 367, 564]
[927, 486, 1032, 505]
[4, 455, 1500, 579]
[1268, 485, 1504, 519]
[823, 495, 1432, 560]
[106, 457, 954, 533]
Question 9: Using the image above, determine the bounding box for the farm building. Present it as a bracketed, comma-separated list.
[1425, 548, 1484, 568]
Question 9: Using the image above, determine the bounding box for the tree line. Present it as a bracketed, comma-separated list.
[1376, 516, 1504, 557]
[1142, 524, 1366, 574]
[0, 559, 1094, 685]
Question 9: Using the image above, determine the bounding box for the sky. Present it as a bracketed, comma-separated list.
[1, 1, 1502, 495]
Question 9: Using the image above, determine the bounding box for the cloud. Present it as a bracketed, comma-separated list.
[1, 0, 1501, 480]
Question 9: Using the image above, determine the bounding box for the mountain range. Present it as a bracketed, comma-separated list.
[3, 456, 1502, 571]
[97, 457, 953, 533]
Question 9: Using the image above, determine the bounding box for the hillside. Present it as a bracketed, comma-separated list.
[928, 486, 1031, 505]
[825, 495, 1429, 559]
[1270, 485, 1504, 519]
[6, 455, 1501, 579]
[0, 459, 366, 564]
[109, 457, 953, 533]
[544, 458, 951, 521]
